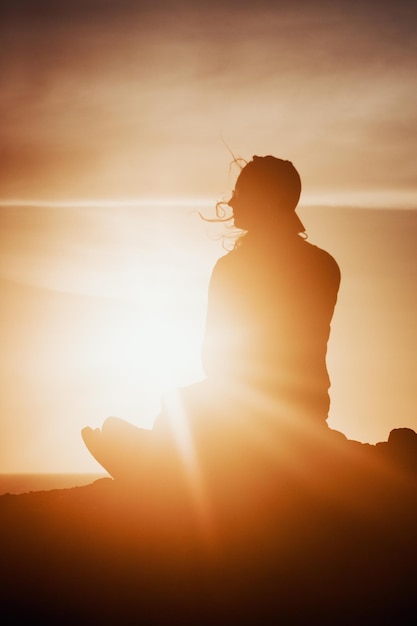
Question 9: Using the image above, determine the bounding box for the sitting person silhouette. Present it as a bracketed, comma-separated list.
[82, 156, 341, 485]
[201, 156, 340, 426]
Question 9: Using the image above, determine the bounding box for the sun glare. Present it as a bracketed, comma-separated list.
[163, 390, 211, 528]
[142, 314, 204, 391]
[62, 272, 210, 434]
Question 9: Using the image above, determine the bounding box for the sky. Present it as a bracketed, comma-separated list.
[1, 0, 416, 202]
[0, 0, 416, 472]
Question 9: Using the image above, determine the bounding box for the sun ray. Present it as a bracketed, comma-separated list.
[163, 389, 213, 540]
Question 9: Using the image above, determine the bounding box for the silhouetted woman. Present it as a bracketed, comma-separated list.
[82, 156, 340, 484]
[202, 156, 340, 427]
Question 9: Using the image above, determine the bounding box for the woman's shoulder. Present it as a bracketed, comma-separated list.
[212, 236, 340, 281]
[212, 244, 243, 269]
[301, 240, 341, 280]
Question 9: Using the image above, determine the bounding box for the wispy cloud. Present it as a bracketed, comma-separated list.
[1, 1, 416, 200]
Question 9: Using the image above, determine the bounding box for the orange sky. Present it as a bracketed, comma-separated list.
[1, 1, 416, 202]
[0, 0, 416, 472]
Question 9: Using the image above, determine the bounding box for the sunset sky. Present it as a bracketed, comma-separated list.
[0, 0, 416, 473]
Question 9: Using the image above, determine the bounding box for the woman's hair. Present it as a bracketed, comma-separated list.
[198, 157, 247, 224]
[198, 155, 305, 243]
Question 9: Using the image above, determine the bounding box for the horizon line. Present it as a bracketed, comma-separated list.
[0, 190, 416, 210]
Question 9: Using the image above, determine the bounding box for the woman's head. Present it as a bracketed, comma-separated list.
[228, 156, 304, 233]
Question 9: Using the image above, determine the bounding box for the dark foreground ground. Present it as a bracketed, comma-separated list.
[2, 435, 417, 625]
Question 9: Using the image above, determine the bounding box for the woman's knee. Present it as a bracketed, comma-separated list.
[102, 416, 144, 438]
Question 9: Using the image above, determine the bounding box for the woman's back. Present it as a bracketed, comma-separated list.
[202, 233, 340, 423]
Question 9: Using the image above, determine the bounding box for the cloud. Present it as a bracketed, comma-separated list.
[0, 0, 416, 200]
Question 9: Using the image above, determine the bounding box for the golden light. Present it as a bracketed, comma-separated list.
[163, 389, 212, 535]
[0, 199, 229, 472]
[1, 196, 416, 474]
[81, 285, 207, 396]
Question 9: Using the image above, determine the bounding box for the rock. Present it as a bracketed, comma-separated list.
[387, 428, 417, 473]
